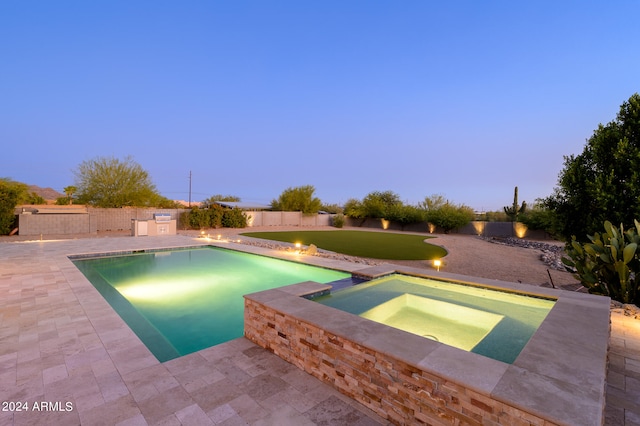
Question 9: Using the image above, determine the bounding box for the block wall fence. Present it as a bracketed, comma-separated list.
[15, 207, 547, 239]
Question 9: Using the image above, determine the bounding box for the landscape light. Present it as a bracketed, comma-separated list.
[433, 259, 442, 272]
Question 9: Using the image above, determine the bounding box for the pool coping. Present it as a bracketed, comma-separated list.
[244, 263, 610, 425]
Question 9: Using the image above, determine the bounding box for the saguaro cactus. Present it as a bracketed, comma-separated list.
[504, 186, 526, 221]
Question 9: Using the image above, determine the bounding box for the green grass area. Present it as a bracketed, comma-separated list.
[240, 230, 447, 260]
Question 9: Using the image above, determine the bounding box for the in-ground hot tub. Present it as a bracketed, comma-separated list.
[314, 273, 556, 364]
[244, 264, 609, 426]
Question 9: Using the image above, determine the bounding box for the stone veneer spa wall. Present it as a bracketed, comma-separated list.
[243, 269, 610, 426]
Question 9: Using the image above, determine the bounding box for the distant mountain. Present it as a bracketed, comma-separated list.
[28, 185, 65, 201]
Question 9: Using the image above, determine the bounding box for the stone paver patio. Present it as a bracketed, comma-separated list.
[0, 233, 638, 425]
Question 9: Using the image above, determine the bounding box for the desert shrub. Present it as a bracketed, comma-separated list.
[26, 192, 45, 205]
[186, 207, 209, 229]
[563, 220, 640, 304]
[343, 198, 365, 219]
[271, 185, 321, 214]
[208, 204, 224, 228]
[519, 202, 559, 236]
[361, 190, 402, 218]
[178, 211, 191, 229]
[422, 195, 475, 233]
[0, 186, 20, 235]
[332, 213, 345, 228]
[386, 204, 425, 227]
[222, 208, 247, 228]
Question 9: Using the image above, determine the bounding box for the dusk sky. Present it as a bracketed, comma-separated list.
[2, 2, 639, 211]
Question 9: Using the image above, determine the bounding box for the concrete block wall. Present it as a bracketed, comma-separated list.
[16, 208, 334, 236]
[249, 211, 332, 227]
[18, 213, 97, 236]
[89, 208, 186, 231]
[244, 294, 551, 426]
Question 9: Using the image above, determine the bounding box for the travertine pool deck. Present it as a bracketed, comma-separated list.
[0, 235, 387, 426]
[0, 234, 637, 425]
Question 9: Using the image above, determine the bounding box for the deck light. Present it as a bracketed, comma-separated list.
[433, 259, 442, 271]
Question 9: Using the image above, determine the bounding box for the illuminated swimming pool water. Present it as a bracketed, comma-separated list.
[314, 274, 556, 363]
[73, 246, 349, 361]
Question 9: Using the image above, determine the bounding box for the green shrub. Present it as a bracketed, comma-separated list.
[343, 198, 364, 219]
[332, 213, 345, 228]
[208, 204, 224, 228]
[186, 207, 209, 229]
[271, 185, 321, 214]
[386, 204, 425, 227]
[26, 192, 45, 205]
[178, 211, 191, 230]
[422, 195, 475, 233]
[222, 208, 247, 228]
[519, 203, 559, 236]
[0, 180, 22, 235]
[563, 220, 640, 304]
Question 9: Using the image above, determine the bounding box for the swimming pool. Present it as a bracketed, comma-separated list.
[73, 246, 349, 361]
[314, 274, 555, 363]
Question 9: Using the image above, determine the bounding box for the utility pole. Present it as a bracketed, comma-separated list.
[188, 170, 192, 208]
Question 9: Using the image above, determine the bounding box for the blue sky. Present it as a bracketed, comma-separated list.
[2, 1, 639, 211]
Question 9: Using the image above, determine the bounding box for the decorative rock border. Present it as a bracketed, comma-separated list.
[482, 236, 566, 270]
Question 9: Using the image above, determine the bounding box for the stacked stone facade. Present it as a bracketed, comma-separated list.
[244, 295, 555, 426]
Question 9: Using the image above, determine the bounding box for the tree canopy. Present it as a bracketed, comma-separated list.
[271, 185, 322, 214]
[0, 179, 27, 234]
[74, 156, 165, 208]
[544, 93, 640, 241]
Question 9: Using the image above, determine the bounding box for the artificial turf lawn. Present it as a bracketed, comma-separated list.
[240, 230, 447, 260]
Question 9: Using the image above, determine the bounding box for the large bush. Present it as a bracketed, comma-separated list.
[343, 198, 365, 220]
[271, 185, 321, 214]
[422, 195, 475, 233]
[544, 93, 640, 242]
[0, 180, 23, 234]
[184, 205, 233, 229]
[221, 208, 247, 228]
[74, 156, 163, 207]
[385, 204, 426, 228]
[519, 201, 559, 236]
[361, 190, 402, 218]
[342, 191, 425, 228]
[186, 207, 210, 229]
[563, 220, 640, 304]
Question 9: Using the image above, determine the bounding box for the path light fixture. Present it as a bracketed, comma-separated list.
[433, 259, 441, 272]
